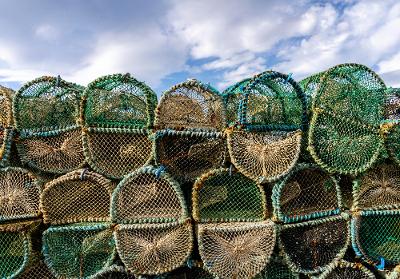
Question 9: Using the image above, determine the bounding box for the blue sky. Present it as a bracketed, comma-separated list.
[0, 0, 400, 96]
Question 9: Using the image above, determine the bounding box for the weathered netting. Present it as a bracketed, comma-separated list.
[352, 210, 400, 267]
[0, 167, 40, 222]
[0, 220, 40, 279]
[92, 265, 135, 279]
[308, 63, 386, 175]
[280, 215, 350, 274]
[13, 76, 85, 173]
[387, 265, 400, 279]
[192, 168, 267, 222]
[112, 166, 193, 275]
[40, 169, 113, 225]
[272, 164, 342, 223]
[163, 266, 215, 279]
[0, 85, 14, 167]
[42, 222, 115, 278]
[154, 130, 226, 183]
[227, 71, 307, 183]
[198, 222, 276, 279]
[353, 163, 400, 211]
[299, 72, 325, 109]
[316, 260, 375, 279]
[82, 73, 157, 179]
[255, 254, 299, 279]
[222, 78, 251, 126]
[155, 79, 225, 131]
[193, 168, 275, 279]
[16, 259, 55, 279]
[384, 88, 400, 166]
[385, 88, 400, 120]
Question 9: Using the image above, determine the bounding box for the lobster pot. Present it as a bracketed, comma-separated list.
[0, 85, 14, 167]
[0, 220, 40, 279]
[352, 210, 400, 268]
[13, 76, 85, 174]
[387, 266, 400, 279]
[384, 88, 400, 166]
[280, 215, 350, 274]
[111, 166, 193, 275]
[308, 64, 386, 175]
[116, 221, 193, 275]
[42, 222, 115, 278]
[0, 167, 40, 222]
[255, 255, 299, 279]
[353, 163, 400, 211]
[272, 164, 342, 223]
[299, 72, 325, 109]
[163, 267, 215, 279]
[193, 168, 275, 279]
[82, 73, 157, 179]
[154, 130, 226, 183]
[222, 78, 251, 126]
[16, 259, 55, 279]
[92, 265, 135, 279]
[40, 170, 113, 225]
[227, 71, 307, 183]
[198, 222, 276, 279]
[315, 261, 375, 279]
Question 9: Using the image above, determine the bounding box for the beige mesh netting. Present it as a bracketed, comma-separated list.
[13, 76, 85, 174]
[40, 169, 113, 225]
[111, 166, 193, 275]
[0, 85, 14, 167]
[353, 163, 400, 211]
[193, 168, 275, 279]
[226, 71, 307, 183]
[272, 164, 342, 223]
[0, 167, 40, 222]
[16, 259, 55, 279]
[82, 73, 157, 179]
[315, 260, 375, 279]
[92, 265, 135, 279]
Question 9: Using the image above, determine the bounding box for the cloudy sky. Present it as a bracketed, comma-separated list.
[0, 0, 399, 95]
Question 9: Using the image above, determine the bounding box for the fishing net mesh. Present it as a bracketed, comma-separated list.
[299, 72, 324, 108]
[83, 73, 157, 179]
[222, 78, 250, 126]
[198, 222, 275, 279]
[318, 261, 375, 279]
[164, 267, 215, 279]
[155, 79, 225, 131]
[353, 212, 400, 266]
[309, 64, 386, 174]
[255, 256, 299, 279]
[355, 164, 400, 210]
[273, 166, 340, 223]
[116, 221, 193, 275]
[228, 130, 302, 183]
[92, 265, 135, 279]
[16, 260, 55, 279]
[193, 168, 266, 222]
[0, 85, 13, 166]
[42, 223, 115, 278]
[14, 76, 84, 173]
[112, 171, 185, 223]
[41, 170, 113, 225]
[280, 216, 349, 274]
[0, 168, 40, 222]
[155, 131, 226, 183]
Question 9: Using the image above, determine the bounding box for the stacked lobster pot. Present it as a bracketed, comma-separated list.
[272, 163, 351, 275]
[0, 167, 42, 278]
[40, 169, 116, 278]
[313, 260, 376, 279]
[153, 79, 227, 185]
[0, 85, 14, 166]
[110, 166, 193, 276]
[81, 73, 157, 180]
[254, 253, 299, 279]
[192, 168, 276, 279]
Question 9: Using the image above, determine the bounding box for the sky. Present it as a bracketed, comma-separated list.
[0, 0, 400, 96]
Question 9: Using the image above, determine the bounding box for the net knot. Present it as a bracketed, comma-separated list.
[80, 168, 89, 181]
[155, 165, 166, 178]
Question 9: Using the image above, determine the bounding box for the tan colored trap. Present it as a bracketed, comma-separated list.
[82, 73, 157, 179]
[0, 167, 40, 222]
[40, 169, 113, 225]
[315, 260, 376, 279]
[0, 85, 14, 167]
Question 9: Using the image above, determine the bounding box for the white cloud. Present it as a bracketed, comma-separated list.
[35, 24, 60, 41]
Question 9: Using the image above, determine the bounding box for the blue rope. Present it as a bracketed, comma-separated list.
[285, 73, 293, 83]
[80, 168, 89, 180]
[376, 257, 385, 270]
[155, 165, 166, 178]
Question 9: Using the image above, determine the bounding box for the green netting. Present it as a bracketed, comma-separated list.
[255, 254, 299, 279]
[0, 85, 14, 167]
[82, 73, 157, 179]
[198, 221, 276, 279]
[16, 259, 55, 279]
[227, 71, 307, 183]
[299, 71, 325, 111]
[40, 169, 113, 225]
[155, 79, 225, 131]
[0, 167, 40, 223]
[111, 166, 188, 224]
[352, 210, 400, 267]
[42, 222, 115, 278]
[92, 265, 135, 279]
[272, 164, 342, 223]
[308, 63, 386, 175]
[222, 78, 251, 126]
[153, 130, 227, 183]
[316, 260, 375, 279]
[193, 168, 267, 222]
[0, 220, 40, 279]
[280, 215, 350, 274]
[385, 88, 400, 166]
[353, 163, 400, 211]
